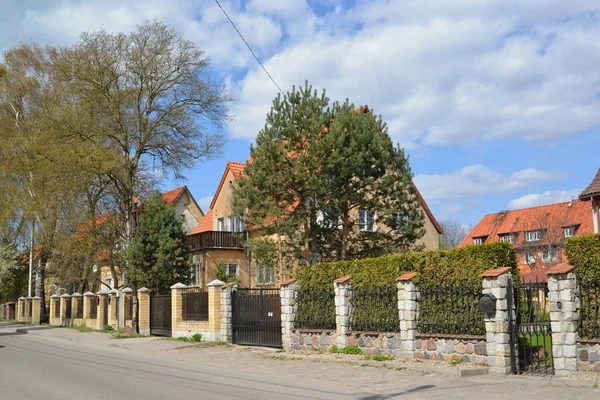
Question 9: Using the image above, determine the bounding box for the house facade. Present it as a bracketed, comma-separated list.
[459, 200, 593, 281]
[579, 168, 600, 234]
[188, 161, 443, 289]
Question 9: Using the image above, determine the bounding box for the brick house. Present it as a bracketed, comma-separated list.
[459, 200, 593, 282]
[187, 161, 443, 289]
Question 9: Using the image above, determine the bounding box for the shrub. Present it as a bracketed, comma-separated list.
[296, 242, 517, 289]
[565, 234, 600, 280]
[191, 333, 203, 342]
[329, 345, 363, 355]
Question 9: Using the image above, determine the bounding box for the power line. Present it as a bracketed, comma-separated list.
[213, 0, 285, 96]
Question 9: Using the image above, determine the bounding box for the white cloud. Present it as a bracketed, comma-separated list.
[197, 195, 214, 213]
[508, 189, 582, 209]
[413, 164, 562, 201]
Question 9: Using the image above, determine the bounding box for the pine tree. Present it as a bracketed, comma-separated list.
[125, 192, 190, 290]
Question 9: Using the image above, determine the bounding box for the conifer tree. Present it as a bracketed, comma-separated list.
[124, 192, 190, 289]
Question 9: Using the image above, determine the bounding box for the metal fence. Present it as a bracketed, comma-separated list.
[418, 282, 485, 336]
[181, 288, 209, 321]
[295, 288, 336, 330]
[578, 278, 600, 340]
[89, 297, 97, 319]
[75, 297, 83, 319]
[53, 299, 60, 318]
[349, 285, 400, 332]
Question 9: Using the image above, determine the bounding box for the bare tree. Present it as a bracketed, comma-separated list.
[439, 219, 471, 249]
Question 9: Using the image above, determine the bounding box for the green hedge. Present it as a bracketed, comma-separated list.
[296, 242, 518, 289]
[565, 234, 600, 281]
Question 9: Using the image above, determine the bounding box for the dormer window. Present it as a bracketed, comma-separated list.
[525, 230, 542, 242]
[499, 234, 513, 243]
[473, 236, 485, 245]
[563, 226, 576, 238]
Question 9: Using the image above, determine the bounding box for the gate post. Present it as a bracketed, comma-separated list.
[107, 290, 118, 328]
[96, 290, 108, 330]
[208, 280, 224, 339]
[480, 267, 512, 375]
[396, 272, 419, 359]
[138, 288, 151, 335]
[547, 263, 580, 376]
[31, 296, 41, 325]
[280, 279, 297, 351]
[49, 294, 60, 326]
[334, 276, 352, 348]
[220, 283, 236, 344]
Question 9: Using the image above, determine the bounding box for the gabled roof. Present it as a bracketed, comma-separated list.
[162, 186, 186, 206]
[412, 180, 443, 234]
[209, 162, 246, 210]
[190, 209, 213, 234]
[459, 200, 593, 247]
[580, 168, 600, 200]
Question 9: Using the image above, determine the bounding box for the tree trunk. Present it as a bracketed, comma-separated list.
[131, 281, 138, 334]
[277, 232, 284, 282]
[35, 258, 46, 316]
[303, 198, 311, 265]
[340, 205, 350, 261]
[309, 196, 318, 265]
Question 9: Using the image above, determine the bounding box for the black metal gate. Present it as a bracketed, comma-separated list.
[232, 288, 282, 348]
[150, 294, 172, 336]
[508, 278, 553, 375]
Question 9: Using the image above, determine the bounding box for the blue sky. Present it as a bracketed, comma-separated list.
[3, 0, 600, 226]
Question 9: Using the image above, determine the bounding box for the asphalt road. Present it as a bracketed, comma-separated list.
[1, 322, 599, 400]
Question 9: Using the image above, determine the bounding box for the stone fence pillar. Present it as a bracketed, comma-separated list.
[137, 288, 151, 335]
[96, 290, 108, 330]
[60, 294, 71, 326]
[280, 279, 298, 351]
[49, 294, 60, 326]
[31, 296, 41, 325]
[107, 289, 118, 328]
[220, 283, 237, 344]
[334, 275, 352, 348]
[208, 280, 224, 337]
[17, 297, 26, 323]
[396, 272, 420, 358]
[83, 291, 95, 320]
[481, 266, 512, 375]
[547, 263, 580, 376]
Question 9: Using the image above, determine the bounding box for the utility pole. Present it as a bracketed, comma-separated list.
[28, 220, 35, 297]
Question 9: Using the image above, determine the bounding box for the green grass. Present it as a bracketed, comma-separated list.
[167, 333, 203, 343]
[114, 333, 150, 339]
[67, 324, 121, 334]
[329, 345, 363, 355]
[366, 353, 395, 362]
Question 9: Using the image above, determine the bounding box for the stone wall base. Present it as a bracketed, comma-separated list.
[348, 332, 402, 356]
[578, 342, 600, 372]
[415, 336, 488, 365]
[291, 330, 337, 351]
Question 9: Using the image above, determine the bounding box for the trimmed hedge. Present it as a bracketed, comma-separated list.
[564, 234, 600, 281]
[296, 242, 518, 289]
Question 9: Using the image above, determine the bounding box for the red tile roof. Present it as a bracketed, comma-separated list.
[208, 162, 247, 210]
[520, 269, 548, 283]
[412, 180, 443, 234]
[190, 209, 213, 234]
[459, 200, 593, 248]
[580, 168, 600, 200]
[162, 186, 186, 206]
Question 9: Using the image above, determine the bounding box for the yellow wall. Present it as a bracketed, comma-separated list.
[212, 170, 238, 228]
[173, 190, 204, 234]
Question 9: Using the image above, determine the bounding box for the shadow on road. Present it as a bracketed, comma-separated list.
[360, 385, 435, 399]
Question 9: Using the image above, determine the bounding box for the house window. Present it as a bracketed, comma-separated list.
[228, 215, 244, 232]
[564, 226, 575, 238]
[499, 234, 513, 243]
[317, 208, 340, 229]
[256, 264, 275, 285]
[217, 217, 225, 231]
[226, 263, 239, 278]
[473, 237, 484, 245]
[525, 230, 541, 242]
[392, 212, 408, 233]
[104, 278, 112, 289]
[524, 251, 536, 264]
[542, 248, 558, 262]
[359, 209, 375, 232]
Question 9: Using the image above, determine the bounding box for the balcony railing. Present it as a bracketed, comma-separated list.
[189, 231, 246, 251]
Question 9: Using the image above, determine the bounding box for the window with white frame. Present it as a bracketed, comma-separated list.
[564, 226, 575, 238]
[499, 234, 513, 243]
[228, 215, 244, 232]
[256, 264, 275, 285]
[217, 217, 225, 231]
[358, 209, 375, 232]
[542, 247, 558, 262]
[225, 263, 239, 278]
[104, 278, 112, 289]
[317, 208, 340, 229]
[524, 251, 536, 264]
[525, 230, 542, 242]
[473, 237, 484, 245]
[392, 212, 408, 233]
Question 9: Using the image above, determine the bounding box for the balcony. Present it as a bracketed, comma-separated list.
[189, 231, 246, 251]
